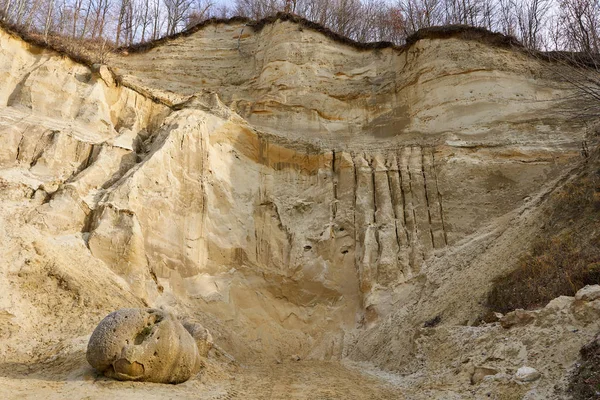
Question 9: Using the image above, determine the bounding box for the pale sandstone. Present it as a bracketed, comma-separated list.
[575, 285, 600, 302]
[515, 366, 541, 382]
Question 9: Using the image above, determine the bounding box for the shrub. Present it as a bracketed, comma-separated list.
[569, 333, 600, 399]
[487, 165, 600, 314]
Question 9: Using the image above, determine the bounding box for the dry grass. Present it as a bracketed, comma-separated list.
[487, 157, 600, 314]
[405, 25, 521, 49]
[0, 18, 113, 67]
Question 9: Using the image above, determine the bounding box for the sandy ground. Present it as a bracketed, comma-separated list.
[0, 358, 401, 400]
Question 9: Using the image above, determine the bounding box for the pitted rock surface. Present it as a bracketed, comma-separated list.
[86, 308, 202, 383]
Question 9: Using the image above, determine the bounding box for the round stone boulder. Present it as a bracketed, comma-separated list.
[86, 308, 202, 383]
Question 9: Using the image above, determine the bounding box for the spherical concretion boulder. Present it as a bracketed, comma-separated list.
[86, 308, 202, 383]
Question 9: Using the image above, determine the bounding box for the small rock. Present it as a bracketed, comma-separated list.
[291, 354, 301, 361]
[99, 65, 115, 87]
[500, 309, 535, 329]
[480, 310, 503, 324]
[491, 373, 512, 383]
[515, 366, 541, 382]
[544, 296, 573, 311]
[91, 64, 115, 87]
[182, 319, 214, 357]
[471, 366, 498, 385]
[575, 285, 600, 302]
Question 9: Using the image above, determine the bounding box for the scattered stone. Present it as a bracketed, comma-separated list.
[182, 319, 214, 357]
[500, 309, 535, 329]
[544, 296, 573, 311]
[91, 64, 115, 87]
[424, 315, 442, 328]
[491, 373, 512, 383]
[515, 366, 541, 382]
[480, 310, 503, 324]
[291, 354, 301, 361]
[471, 366, 498, 385]
[575, 285, 600, 302]
[86, 308, 202, 383]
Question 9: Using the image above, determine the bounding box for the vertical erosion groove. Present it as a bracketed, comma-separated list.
[368, 154, 381, 271]
[421, 146, 436, 249]
[398, 147, 415, 274]
[199, 126, 209, 266]
[386, 162, 402, 253]
[332, 150, 337, 221]
[352, 152, 359, 275]
[352, 153, 378, 294]
[396, 149, 409, 241]
[431, 148, 448, 246]
[408, 145, 432, 261]
[387, 152, 409, 277]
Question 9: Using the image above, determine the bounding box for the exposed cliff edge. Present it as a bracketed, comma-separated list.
[0, 16, 597, 398]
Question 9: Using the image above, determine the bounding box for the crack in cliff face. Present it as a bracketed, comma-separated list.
[396, 152, 410, 246]
[367, 156, 381, 281]
[352, 153, 359, 277]
[421, 148, 436, 249]
[331, 150, 338, 221]
[14, 128, 27, 162]
[430, 149, 448, 246]
[386, 167, 403, 265]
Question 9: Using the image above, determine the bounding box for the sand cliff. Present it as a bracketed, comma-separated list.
[0, 18, 595, 398]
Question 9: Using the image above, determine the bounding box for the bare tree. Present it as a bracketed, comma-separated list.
[115, 0, 127, 45]
[165, 0, 193, 34]
[78, 0, 94, 39]
[236, 0, 289, 19]
[513, 0, 551, 49]
[42, 0, 55, 39]
[4, 0, 600, 56]
[558, 0, 600, 53]
[138, 0, 152, 41]
[89, 0, 111, 39]
[186, 0, 213, 28]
